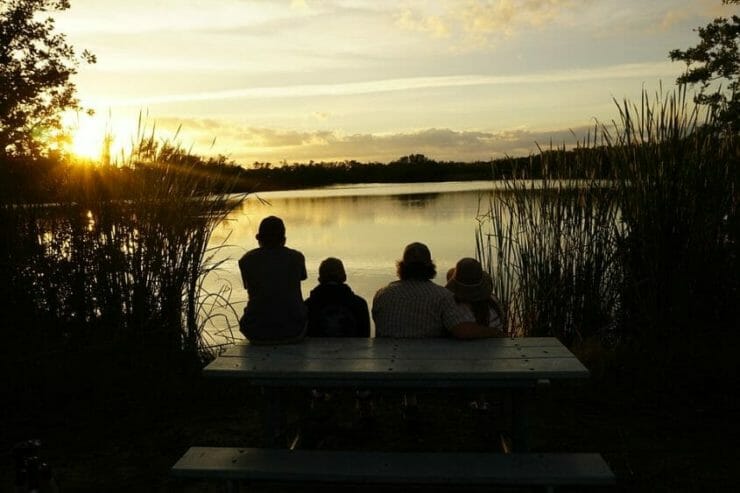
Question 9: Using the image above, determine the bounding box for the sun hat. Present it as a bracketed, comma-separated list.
[318, 257, 347, 284]
[402, 242, 433, 265]
[445, 257, 493, 302]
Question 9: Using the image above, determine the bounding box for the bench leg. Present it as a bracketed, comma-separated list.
[263, 387, 286, 448]
[511, 387, 532, 452]
[226, 479, 239, 493]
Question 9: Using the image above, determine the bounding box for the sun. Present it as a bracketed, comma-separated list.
[69, 118, 106, 161]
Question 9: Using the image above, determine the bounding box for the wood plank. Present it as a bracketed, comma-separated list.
[172, 447, 615, 486]
[221, 345, 573, 360]
[220, 337, 566, 358]
[204, 355, 588, 384]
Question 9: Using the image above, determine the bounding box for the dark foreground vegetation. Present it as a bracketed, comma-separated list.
[1, 90, 737, 492]
[2, 0, 739, 490]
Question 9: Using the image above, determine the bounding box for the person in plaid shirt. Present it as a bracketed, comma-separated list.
[372, 242, 498, 339]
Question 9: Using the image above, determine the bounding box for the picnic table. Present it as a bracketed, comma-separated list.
[205, 336, 589, 450]
[173, 337, 614, 491]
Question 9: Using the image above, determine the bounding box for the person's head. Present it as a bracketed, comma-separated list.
[445, 257, 493, 302]
[256, 216, 286, 247]
[396, 242, 436, 281]
[318, 257, 347, 284]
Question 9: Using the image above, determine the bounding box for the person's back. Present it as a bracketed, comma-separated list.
[373, 279, 467, 338]
[373, 242, 496, 339]
[238, 216, 307, 343]
[305, 257, 370, 338]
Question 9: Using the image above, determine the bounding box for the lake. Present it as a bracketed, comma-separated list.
[203, 180, 500, 340]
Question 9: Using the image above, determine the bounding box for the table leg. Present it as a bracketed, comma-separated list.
[511, 387, 532, 452]
[263, 387, 286, 448]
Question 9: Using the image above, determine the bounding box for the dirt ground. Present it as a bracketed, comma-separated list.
[2, 335, 738, 492]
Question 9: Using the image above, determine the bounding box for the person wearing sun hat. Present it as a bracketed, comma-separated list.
[446, 257, 505, 335]
[447, 257, 506, 417]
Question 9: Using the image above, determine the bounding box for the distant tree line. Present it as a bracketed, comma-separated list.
[181, 149, 615, 195]
[208, 153, 513, 193]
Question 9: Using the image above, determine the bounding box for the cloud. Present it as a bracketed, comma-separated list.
[658, 9, 693, 31]
[395, 0, 586, 50]
[142, 116, 596, 164]
[99, 61, 678, 107]
[396, 8, 450, 38]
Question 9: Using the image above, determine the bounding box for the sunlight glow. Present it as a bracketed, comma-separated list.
[63, 111, 144, 164]
[67, 115, 106, 161]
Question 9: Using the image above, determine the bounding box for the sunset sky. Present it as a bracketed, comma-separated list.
[56, 0, 737, 165]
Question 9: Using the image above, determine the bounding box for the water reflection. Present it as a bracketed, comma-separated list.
[204, 181, 497, 337]
[392, 192, 442, 208]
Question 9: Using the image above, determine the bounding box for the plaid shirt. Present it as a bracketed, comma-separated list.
[372, 280, 474, 338]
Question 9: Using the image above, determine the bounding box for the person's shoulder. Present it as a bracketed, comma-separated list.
[283, 246, 305, 260]
[375, 280, 402, 295]
[429, 281, 457, 302]
[239, 247, 262, 264]
[351, 290, 369, 308]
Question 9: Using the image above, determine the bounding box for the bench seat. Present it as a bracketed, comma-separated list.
[172, 447, 615, 488]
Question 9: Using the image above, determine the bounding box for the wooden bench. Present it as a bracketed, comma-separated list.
[171, 447, 615, 492]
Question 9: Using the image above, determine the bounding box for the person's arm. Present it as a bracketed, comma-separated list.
[238, 255, 249, 289]
[356, 297, 371, 338]
[448, 322, 504, 339]
[298, 251, 307, 281]
[442, 292, 503, 339]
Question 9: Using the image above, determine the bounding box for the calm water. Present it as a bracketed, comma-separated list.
[203, 181, 499, 339]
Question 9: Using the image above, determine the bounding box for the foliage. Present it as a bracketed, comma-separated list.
[608, 89, 738, 339]
[218, 155, 518, 192]
[477, 149, 622, 345]
[0, 0, 95, 158]
[669, 0, 740, 130]
[0, 135, 243, 370]
[478, 88, 738, 345]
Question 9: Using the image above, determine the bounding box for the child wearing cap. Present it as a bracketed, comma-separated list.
[303, 258, 372, 435]
[305, 257, 370, 337]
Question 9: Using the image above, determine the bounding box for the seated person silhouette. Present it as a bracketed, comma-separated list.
[446, 257, 505, 336]
[238, 216, 307, 344]
[304, 257, 373, 430]
[305, 257, 370, 337]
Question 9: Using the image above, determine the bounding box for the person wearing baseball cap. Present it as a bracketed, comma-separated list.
[305, 257, 370, 338]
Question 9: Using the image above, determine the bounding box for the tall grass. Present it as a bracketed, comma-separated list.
[478, 88, 738, 345]
[477, 157, 621, 345]
[608, 89, 738, 339]
[0, 126, 243, 370]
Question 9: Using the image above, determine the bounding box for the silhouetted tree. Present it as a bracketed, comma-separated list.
[0, 0, 95, 158]
[670, 0, 740, 130]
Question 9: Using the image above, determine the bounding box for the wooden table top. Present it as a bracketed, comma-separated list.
[203, 337, 589, 388]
